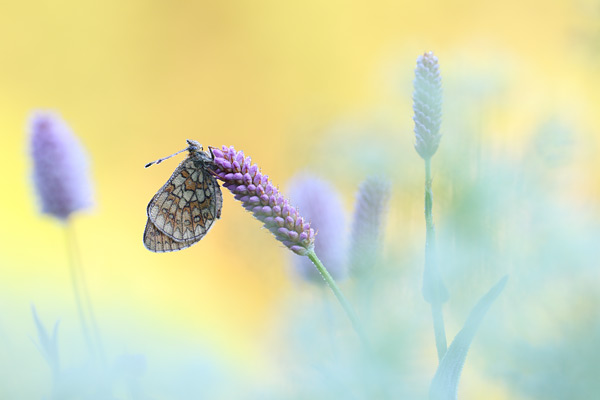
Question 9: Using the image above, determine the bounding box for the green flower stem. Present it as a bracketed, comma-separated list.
[65, 221, 105, 366]
[65, 223, 93, 358]
[307, 249, 367, 346]
[423, 157, 449, 361]
[425, 158, 434, 232]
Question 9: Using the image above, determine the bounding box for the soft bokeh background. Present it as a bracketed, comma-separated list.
[1, 0, 599, 398]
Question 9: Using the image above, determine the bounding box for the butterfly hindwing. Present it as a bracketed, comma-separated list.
[143, 218, 200, 252]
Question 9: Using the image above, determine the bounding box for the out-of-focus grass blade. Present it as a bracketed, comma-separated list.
[429, 275, 508, 400]
[31, 305, 60, 373]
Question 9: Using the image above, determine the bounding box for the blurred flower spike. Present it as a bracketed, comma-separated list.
[211, 146, 315, 256]
[287, 174, 347, 283]
[349, 176, 391, 276]
[29, 111, 94, 221]
[413, 51, 443, 160]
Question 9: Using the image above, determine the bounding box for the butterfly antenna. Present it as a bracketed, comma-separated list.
[145, 147, 189, 168]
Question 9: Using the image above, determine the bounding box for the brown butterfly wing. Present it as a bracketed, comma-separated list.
[143, 218, 200, 252]
[147, 157, 222, 243]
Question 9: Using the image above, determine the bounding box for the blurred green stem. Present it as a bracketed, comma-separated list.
[425, 158, 434, 233]
[65, 221, 105, 366]
[307, 250, 367, 346]
[423, 157, 448, 361]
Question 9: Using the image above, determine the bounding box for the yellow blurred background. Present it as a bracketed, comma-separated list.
[1, 0, 599, 398]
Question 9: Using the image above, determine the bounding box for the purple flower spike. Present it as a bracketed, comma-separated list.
[413, 51, 443, 160]
[349, 176, 391, 276]
[287, 174, 347, 283]
[29, 111, 94, 221]
[211, 146, 315, 256]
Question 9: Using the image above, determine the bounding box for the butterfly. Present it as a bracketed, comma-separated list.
[143, 140, 223, 252]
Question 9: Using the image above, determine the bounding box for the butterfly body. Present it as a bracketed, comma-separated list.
[144, 140, 223, 252]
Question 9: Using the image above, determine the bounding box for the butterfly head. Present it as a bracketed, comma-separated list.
[186, 139, 203, 152]
[186, 139, 215, 163]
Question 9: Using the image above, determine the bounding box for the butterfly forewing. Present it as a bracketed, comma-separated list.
[144, 144, 223, 253]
